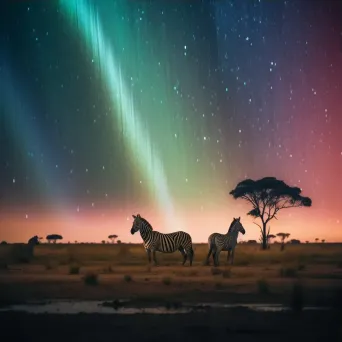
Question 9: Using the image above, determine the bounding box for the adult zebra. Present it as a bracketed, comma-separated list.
[204, 220, 236, 265]
[206, 217, 246, 266]
[130, 214, 194, 266]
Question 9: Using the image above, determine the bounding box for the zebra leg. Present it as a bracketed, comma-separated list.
[205, 246, 213, 266]
[178, 247, 187, 265]
[230, 248, 235, 265]
[214, 250, 221, 267]
[187, 247, 194, 267]
[227, 250, 231, 263]
[152, 250, 158, 266]
[146, 250, 152, 264]
[212, 248, 216, 265]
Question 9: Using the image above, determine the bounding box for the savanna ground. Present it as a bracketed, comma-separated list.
[1, 243, 342, 341]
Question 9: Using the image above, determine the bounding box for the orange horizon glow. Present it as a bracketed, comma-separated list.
[1, 199, 341, 244]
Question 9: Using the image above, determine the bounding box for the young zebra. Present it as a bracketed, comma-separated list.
[206, 217, 246, 266]
[130, 214, 194, 266]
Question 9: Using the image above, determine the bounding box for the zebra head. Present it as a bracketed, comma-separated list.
[230, 217, 246, 235]
[131, 214, 143, 235]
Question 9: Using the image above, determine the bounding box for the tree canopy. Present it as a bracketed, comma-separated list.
[46, 234, 63, 243]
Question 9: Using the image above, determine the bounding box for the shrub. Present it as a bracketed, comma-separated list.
[123, 274, 132, 282]
[257, 279, 270, 295]
[162, 277, 172, 285]
[84, 273, 98, 286]
[69, 265, 80, 275]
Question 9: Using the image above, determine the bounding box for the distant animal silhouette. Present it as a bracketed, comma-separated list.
[28, 235, 40, 246]
[130, 214, 194, 266]
[206, 217, 246, 266]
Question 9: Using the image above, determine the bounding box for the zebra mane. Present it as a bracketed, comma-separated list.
[140, 217, 153, 231]
[227, 219, 237, 233]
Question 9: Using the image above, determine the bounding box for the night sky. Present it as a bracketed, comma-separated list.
[1, 0, 341, 243]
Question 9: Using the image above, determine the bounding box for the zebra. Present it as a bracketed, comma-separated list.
[130, 214, 194, 266]
[204, 220, 236, 265]
[206, 217, 246, 266]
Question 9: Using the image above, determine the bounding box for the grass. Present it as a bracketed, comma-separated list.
[222, 269, 231, 278]
[1, 242, 342, 267]
[83, 273, 98, 286]
[279, 267, 298, 278]
[211, 268, 222, 275]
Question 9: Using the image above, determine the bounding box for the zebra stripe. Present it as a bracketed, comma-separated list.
[206, 217, 246, 266]
[131, 214, 194, 266]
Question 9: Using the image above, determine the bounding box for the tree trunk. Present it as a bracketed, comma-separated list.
[262, 222, 268, 250]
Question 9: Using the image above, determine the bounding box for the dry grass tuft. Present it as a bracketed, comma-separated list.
[123, 274, 132, 282]
[162, 277, 172, 285]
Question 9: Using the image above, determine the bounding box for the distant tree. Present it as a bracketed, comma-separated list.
[46, 234, 63, 244]
[290, 239, 301, 244]
[247, 240, 257, 244]
[267, 234, 276, 243]
[0, 241, 7, 245]
[315, 238, 319, 243]
[229, 177, 312, 250]
[276, 233, 290, 251]
[117, 240, 122, 244]
[305, 241, 309, 244]
[321, 239, 325, 243]
[74, 240, 78, 244]
[101, 240, 105, 244]
[108, 234, 118, 243]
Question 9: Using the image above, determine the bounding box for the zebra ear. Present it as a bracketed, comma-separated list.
[237, 217, 240, 221]
[137, 214, 141, 218]
[132, 215, 137, 219]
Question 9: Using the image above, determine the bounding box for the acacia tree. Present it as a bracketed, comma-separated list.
[276, 232, 290, 251]
[46, 234, 63, 244]
[229, 177, 312, 250]
[267, 234, 276, 245]
[108, 234, 118, 243]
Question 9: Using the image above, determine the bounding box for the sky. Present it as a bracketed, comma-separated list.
[0, 0, 341, 244]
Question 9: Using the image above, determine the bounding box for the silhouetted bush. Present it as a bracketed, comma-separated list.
[123, 274, 132, 282]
